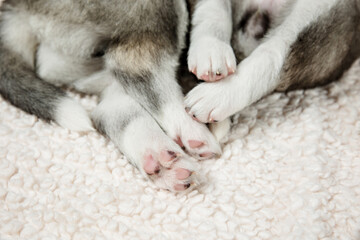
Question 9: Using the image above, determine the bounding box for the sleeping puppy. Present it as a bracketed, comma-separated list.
[186, 0, 360, 138]
[0, 1, 222, 192]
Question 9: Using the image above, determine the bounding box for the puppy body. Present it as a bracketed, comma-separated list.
[0, 0, 221, 191]
[186, 0, 360, 137]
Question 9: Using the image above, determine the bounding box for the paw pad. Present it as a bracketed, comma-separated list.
[143, 149, 195, 192]
[144, 155, 160, 175]
[174, 183, 191, 191]
[188, 140, 204, 149]
[176, 168, 192, 180]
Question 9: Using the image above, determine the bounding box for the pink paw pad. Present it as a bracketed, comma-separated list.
[174, 183, 191, 191]
[143, 155, 160, 175]
[200, 71, 223, 82]
[197, 67, 235, 82]
[199, 73, 210, 81]
[188, 140, 204, 149]
[199, 72, 221, 82]
[176, 168, 192, 180]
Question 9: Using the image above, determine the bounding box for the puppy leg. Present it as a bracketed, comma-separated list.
[188, 0, 236, 81]
[150, 63, 222, 159]
[185, 0, 341, 123]
[105, 2, 221, 159]
[109, 57, 221, 159]
[92, 82, 197, 192]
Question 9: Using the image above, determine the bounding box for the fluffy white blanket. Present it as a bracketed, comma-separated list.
[1, 58, 359, 239]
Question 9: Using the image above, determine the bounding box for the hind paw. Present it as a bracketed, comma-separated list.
[162, 113, 222, 160]
[142, 149, 196, 192]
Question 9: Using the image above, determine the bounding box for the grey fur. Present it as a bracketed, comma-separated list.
[114, 70, 162, 114]
[277, 1, 360, 91]
[0, 0, 221, 192]
[2, 0, 180, 49]
[237, 9, 270, 40]
[0, 37, 65, 121]
[92, 110, 140, 137]
[0, 0, 185, 124]
[226, 0, 360, 92]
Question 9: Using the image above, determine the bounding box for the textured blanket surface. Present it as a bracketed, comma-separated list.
[1, 58, 359, 239]
[0, 1, 359, 235]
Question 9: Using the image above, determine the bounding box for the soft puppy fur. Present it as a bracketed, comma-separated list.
[186, 0, 360, 138]
[0, 0, 222, 192]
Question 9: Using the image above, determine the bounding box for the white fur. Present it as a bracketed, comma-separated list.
[188, 0, 236, 80]
[55, 98, 94, 132]
[186, 0, 340, 123]
[37, 44, 102, 85]
[147, 57, 222, 158]
[73, 70, 115, 94]
[255, 0, 289, 12]
[0, 11, 37, 67]
[96, 1, 221, 162]
[92, 82, 198, 191]
[209, 118, 232, 142]
[29, 15, 107, 60]
[0, 0, 219, 192]
[174, 0, 189, 51]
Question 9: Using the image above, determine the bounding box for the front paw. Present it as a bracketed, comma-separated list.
[184, 79, 245, 123]
[188, 37, 236, 82]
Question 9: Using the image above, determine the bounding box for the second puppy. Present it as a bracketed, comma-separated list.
[186, 0, 360, 137]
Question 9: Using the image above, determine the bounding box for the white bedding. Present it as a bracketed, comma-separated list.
[0, 1, 359, 237]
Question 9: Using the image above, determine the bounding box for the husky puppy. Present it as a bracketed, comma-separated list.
[186, 0, 360, 137]
[0, 1, 222, 192]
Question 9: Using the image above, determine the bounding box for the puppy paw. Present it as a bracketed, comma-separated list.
[170, 115, 222, 160]
[142, 149, 197, 192]
[188, 37, 236, 82]
[185, 79, 245, 123]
